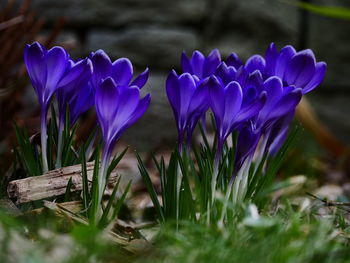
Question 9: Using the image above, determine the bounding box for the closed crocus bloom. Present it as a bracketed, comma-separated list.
[90, 49, 149, 90]
[207, 76, 266, 155]
[181, 49, 221, 79]
[207, 75, 265, 203]
[264, 43, 326, 94]
[166, 71, 209, 150]
[255, 77, 302, 131]
[180, 49, 221, 133]
[95, 77, 151, 205]
[68, 82, 95, 125]
[24, 42, 69, 173]
[56, 58, 93, 125]
[55, 58, 93, 168]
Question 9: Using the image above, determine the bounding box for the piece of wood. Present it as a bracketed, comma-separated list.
[296, 97, 348, 157]
[7, 162, 118, 204]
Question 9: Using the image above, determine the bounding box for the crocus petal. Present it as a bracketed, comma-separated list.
[130, 68, 149, 88]
[69, 82, 95, 124]
[190, 51, 205, 77]
[45, 46, 69, 95]
[90, 49, 112, 89]
[268, 88, 302, 120]
[187, 81, 208, 115]
[267, 111, 294, 155]
[113, 86, 140, 127]
[203, 49, 221, 77]
[112, 58, 133, 86]
[275, 45, 296, 78]
[235, 126, 260, 169]
[303, 62, 327, 94]
[222, 81, 243, 134]
[208, 76, 225, 124]
[24, 42, 47, 99]
[264, 43, 278, 75]
[263, 76, 283, 107]
[95, 77, 119, 136]
[285, 50, 316, 88]
[245, 55, 266, 74]
[166, 70, 180, 122]
[215, 62, 237, 86]
[226, 52, 243, 69]
[236, 92, 267, 123]
[178, 73, 196, 122]
[246, 70, 264, 87]
[181, 52, 192, 74]
[59, 58, 92, 87]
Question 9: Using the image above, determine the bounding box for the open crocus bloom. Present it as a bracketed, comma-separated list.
[264, 43, 327, 94]
[90, 49, 149, 90]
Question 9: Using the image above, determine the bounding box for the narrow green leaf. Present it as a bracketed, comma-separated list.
[136, 152, 164, 222]
[88, 147, 100, 225]
[106, 147, 128, 180]
[80, 146, 90, 215]
[111, 180, 132, 221]
[64, 177, 73, 202]
[98, 176, 122, 228]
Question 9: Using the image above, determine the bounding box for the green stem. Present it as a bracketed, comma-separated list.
[95, 144, 110, 224]
[55, 121, 64, 169]
[40, 109, 48, 173]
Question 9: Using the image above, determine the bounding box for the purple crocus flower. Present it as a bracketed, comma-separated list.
[166, 71, 209, 151]
[56, 58, 93, 126]
[55, 58, 93, 168]
[207, 75, 266, 160]
[207, 75, 266, 197]
[264, 43, 327, 94]
[24, 42, 69, 173]
[233, 77, 302, 171]
[181, 49, 222, 133]
[90, 49, 149, 90]
[95, 77, 151, 206]
[181, 49, 221, 79]
[68, 82, 95, 125]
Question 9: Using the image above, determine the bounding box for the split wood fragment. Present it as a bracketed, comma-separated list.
[7, 162, 118, 204]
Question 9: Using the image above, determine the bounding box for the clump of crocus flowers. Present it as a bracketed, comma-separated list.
[23, 41, 325, 227]
[24, 42, 151, 223]
[166, 44, 326, 224]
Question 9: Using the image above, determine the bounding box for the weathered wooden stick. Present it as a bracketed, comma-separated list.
[7, 162, 118, 204]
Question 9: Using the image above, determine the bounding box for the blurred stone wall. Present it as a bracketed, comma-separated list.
[28, 0, 350, 149]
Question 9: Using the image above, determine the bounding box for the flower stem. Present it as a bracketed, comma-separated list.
[55, 119, 64, 169]
[97, 145, 110, 218]
[176, 141, 183, 230]
[40, 108, 49, 173]
[211, 142, 223, 204]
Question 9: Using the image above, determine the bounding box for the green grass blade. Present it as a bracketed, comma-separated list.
[111, 180, 132, 221]
[136, 152, 164, 222]
[80, 146, 90, 215]
[64, 177, 73, 202]
[98, 176, 122, 228]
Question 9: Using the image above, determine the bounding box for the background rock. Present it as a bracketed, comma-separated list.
[26, 0, 350, 148]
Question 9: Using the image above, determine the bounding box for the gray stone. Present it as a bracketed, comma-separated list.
[309, 6, 350, 87]
[86, 27, 199, 68]
[205, 0, 299, 60]
[31, 0, 207, 26]
[123, 71, 177, 150]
